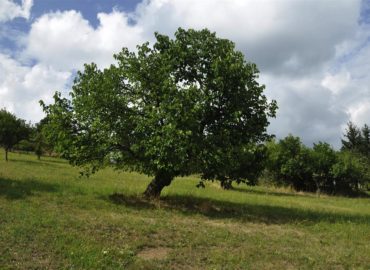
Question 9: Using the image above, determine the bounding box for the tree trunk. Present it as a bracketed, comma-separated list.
[5, 148, 8, 162]
[143, 171, 173, 198]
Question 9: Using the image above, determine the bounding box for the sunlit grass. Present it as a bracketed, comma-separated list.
[0, 149, 369, 269]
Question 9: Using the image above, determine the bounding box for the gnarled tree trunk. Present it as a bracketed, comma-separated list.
[5, 148, 8, 162]
[143, 171, 173, 198]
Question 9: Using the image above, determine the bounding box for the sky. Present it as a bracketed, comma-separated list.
[0, 0, 370, 148]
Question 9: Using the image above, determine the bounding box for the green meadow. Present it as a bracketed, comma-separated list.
[0, 149, 369, 269]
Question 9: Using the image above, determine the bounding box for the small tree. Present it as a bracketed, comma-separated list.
[331, 151, 369, 194]
[266, 135, 312, 191]
[41, 28, 277, 198]
[360, 124, 370, 158]
[33, 117, 54, 160]
[310, 142, 337, 195]
[341, 121, 362, 152]
[0, 109, 30, 161]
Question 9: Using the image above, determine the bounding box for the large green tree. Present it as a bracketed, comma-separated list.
[0, 109, 30, 161]
[41, 28, 277, 198]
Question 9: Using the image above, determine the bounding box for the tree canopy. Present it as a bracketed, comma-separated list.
[41, 28, 277, 198]
[342, 121, 370, 158]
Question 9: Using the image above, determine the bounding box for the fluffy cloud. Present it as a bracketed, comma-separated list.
[0, 0, 33, 22]
[25, 0, 361, 76]
[26, 10, 144, 70]
[133, 0, 361, 76]
[0, 53, 70, 121]
[261, 74, 348, 147]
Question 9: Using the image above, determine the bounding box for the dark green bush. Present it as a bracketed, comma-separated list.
[266, 135, 369, 195]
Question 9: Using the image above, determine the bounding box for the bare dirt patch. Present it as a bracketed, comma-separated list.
[137, 247, 171, 260]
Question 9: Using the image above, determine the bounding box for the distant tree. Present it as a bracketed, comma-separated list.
[266, 135, 312, 191]
[0, 109, 30, 161]
[310, 142, 337, 195]
[33, 117, 54, 159]
[41, 28, 277, 198]
[341, 121, 362, 152]
[331, 151, 369, 194]
[360, 124, 370, 158]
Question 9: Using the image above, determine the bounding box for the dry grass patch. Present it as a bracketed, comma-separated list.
[137, 247, 172, 260]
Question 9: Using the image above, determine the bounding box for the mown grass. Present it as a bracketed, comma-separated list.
[0, 149, 369, 269]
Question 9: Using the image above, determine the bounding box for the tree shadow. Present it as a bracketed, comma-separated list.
[232, 186, 370, 199]
[9, 159, 64, 169]
[38, 157, 67, 165]
[0, 177, 59, 200]
[108, 193, 370, 225]
[231, 186, 303, 198]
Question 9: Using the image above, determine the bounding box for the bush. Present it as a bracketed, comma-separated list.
[265, 136, 369, 195]
[14, 139, 35, 152]
[310, 142, 337, 194]
[266, 135, 312, 191]
[331, 151, 370, 194]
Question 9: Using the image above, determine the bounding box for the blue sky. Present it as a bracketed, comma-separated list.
[0, 0, 370, 148]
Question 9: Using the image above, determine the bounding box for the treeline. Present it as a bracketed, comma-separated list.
[0, 109, 54, 161]
[264, 123, 370, 196]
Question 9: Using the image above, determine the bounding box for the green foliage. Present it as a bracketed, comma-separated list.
[41, 28, 277, 197]
[0, 109, 30, 161]
[341, 121, 361, 151]
[311, 142, 337, 193]
[32, 117, 55, 159]
[15, 139, 35, 152]
[360, 124, 370, 158]
[266, 135, 312, 191]
[266, 135, 369, 195]
[331, 151, 370, 193]
[341, 121, 370, 159]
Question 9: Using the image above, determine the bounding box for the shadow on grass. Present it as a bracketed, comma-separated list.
[231, 186, 303, 198]
[0, 177, 59, 200]
[232, 186, 370, 199]
[9, 158, 64, 168]
[108, 193, 370, 225]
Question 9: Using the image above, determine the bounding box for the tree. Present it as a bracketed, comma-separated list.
[33, 117, 54, 160]
[41, 28, 277, 198]
[266, 135, 312, 191]
[310, 142, 337, 195]
[0, 109, 30, 161]
[360, 124, 370, 158]
[331, 151, 369, 194]
[341, 121, 362, 152]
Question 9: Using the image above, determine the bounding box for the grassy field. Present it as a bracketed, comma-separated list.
[0, 149, 369, 269]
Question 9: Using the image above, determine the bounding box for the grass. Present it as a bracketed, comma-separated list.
[0, 149, 369, 269]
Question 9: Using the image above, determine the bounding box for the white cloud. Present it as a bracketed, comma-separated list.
[261, 74, 348, 148]
[0, 0, 33, 22]
[26, 10, 144, 71]
[348, 101, 370, 126]
[321, 70, 351, 95]
[25, 0, 361, 75]
[133, 0, 360, 75]
[0, 53, 70, 121]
